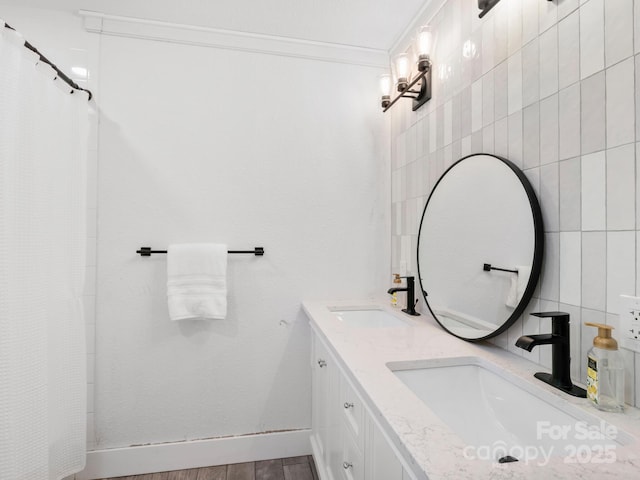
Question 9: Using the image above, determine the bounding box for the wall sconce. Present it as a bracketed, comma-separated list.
[478, 0, 553, 18]
[380, 26, 432, 112]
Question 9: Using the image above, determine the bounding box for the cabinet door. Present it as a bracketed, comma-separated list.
[325, 356, 342, 480]
[365, 414, 404, 480]
[311, 333, 340, 480]
[311, 335, 331, 472]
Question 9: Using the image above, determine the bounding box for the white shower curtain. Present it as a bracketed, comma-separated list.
[0, 24, 88, 479]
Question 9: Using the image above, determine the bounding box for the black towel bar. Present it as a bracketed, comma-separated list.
[483, 263, 517, 274]
[137, 247, 264, 256]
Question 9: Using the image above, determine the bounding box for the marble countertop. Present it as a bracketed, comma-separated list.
[303, 299, 640, 480]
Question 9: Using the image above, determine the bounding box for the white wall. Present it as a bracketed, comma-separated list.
[390, 0, 640, 408]
[94, 28, 389, 447]
[0, 2, 390, 454]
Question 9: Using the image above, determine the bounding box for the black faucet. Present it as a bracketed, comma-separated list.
[516, 312, 586, 397]
[387, 276, 420, 316]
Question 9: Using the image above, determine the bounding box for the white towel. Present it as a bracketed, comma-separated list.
[505, 265, 532, 308]
[167, 243, 228, 320]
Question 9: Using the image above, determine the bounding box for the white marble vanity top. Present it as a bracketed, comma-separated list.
[303, 299, 640, 480]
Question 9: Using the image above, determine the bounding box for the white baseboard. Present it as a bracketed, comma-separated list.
[76, 429, 312, 479]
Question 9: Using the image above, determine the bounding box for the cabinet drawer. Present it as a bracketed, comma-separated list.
[340, 425, 364, 480]
[340, 374, 364, 451]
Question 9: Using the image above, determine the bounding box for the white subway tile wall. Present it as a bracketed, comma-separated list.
[390, 0, 640, 408]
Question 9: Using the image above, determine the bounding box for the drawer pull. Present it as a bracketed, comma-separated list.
[343, 402, 354, 409]
[343, 462, 353, 470]
[317, 359, 327, 368]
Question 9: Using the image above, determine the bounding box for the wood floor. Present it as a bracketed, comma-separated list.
[101, 456, 318, 480]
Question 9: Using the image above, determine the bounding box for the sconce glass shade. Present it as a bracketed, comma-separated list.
[380, 74, 391, 108]
[416, 26, 432, 72]
[417, 26, 432, 58]
[394, 53, 410, 91]
[379, 74, 392, 97]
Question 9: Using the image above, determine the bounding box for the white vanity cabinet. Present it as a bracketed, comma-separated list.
[311, 329, 417, 480]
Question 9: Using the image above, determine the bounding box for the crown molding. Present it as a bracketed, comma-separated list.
[79, 10, 389, 69]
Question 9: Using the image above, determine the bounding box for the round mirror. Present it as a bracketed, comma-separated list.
[417, 154, 544, 341]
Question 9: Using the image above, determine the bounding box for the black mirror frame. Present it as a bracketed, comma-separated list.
[416, 153, 545, 342]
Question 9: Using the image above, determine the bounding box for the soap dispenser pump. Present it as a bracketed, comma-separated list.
[584, 322, 625, 412]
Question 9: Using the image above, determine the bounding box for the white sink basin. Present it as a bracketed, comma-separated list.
[329, 307, 409, 328]
[389, 357, 632, 462]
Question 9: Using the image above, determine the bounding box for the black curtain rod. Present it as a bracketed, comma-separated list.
[3, 22, 93, 101]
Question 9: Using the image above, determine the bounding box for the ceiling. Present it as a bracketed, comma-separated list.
[2, 0, 429, 51]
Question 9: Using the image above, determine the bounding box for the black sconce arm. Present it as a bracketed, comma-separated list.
[382, 67, 432, 113]
[479, 0, 553, 19]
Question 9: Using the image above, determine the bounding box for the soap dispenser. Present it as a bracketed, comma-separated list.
[390, 274, 401, 307]
[584, 322, 625, 412]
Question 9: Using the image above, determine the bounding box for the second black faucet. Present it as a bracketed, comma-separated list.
[516, 311, 586, 398]
[387, 276, 420, 316]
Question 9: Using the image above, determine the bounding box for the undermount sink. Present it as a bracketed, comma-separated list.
[388, 357, 632, 462]
[329, 307, 410, 328]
